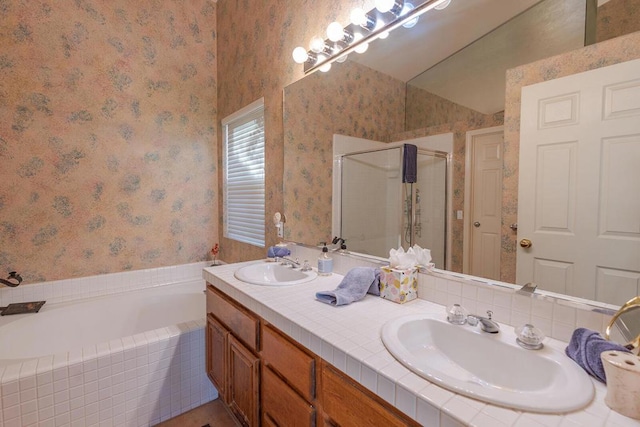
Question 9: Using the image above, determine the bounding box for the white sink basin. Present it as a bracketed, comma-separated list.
[234, 262, 318, 286]
[381, 314, 594, 413]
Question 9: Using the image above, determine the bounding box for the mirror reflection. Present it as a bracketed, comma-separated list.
[283, 0, 640, 306]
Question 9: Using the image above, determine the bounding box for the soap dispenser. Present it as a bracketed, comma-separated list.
[318, 243, 333, 276]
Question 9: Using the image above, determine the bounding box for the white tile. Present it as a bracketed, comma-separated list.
[395, 384, 418, 419]
[441, 413, 466, 427]
[418, 384, 455, 407]
[360, 365, 377, 393]
[552, 302, 576, 326]
[376, 374, 396, 405]
[345, 355, 361, 381]
[480, 405, 520, 425]
[20, 397, 38, 415]
[477, 287, 494, 304]
[462, 283, 478, 300]
[551, 322, 575, 343]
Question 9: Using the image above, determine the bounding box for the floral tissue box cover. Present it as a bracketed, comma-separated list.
[379, 266, 418, 304]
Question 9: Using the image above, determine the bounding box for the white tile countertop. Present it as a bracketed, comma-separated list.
[203, 262, 640, 427]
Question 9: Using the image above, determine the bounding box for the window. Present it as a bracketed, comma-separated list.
[222, 98, 265, 247]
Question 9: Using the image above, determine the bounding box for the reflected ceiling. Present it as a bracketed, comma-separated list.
[350, 0, 586, 113]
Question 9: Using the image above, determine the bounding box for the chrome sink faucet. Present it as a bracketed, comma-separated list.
[280, 257, 300, 268]
[467, 310, 500, 334]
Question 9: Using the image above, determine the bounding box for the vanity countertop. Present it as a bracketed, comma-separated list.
[203, 262, 639, 427]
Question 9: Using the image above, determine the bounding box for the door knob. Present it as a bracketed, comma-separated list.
[473, 221, 481, 228]
[520, 239, 532, 248]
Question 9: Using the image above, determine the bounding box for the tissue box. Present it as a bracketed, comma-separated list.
[379, 266, 418, 304]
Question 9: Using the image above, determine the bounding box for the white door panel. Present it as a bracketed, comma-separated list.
[518, 59, 640, 305]
[467, 128, 503, 280]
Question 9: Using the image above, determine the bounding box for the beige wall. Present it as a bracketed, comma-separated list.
[0, 1, 218, 283]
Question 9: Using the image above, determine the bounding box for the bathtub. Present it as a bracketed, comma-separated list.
[0, 279, 217, 427]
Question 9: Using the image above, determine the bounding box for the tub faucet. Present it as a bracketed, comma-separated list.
[467, 310, 500, 334]
[0, 272, 22, 288]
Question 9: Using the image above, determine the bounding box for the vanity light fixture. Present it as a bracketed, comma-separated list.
[292, 0, 453, 74]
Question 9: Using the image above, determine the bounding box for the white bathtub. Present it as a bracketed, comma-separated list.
[0, 279, 217, 427]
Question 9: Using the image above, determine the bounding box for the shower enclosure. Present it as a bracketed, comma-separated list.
[340, 145, 449, 268]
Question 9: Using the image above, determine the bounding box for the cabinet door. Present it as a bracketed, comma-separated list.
[206, 314, 228, 400]
[321, 362, 420, 427]
[228, 335, 260, 427]
[262, 366, 315, 427]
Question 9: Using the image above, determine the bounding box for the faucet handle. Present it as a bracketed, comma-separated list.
[515, 324, 545, 350]
[446, 303, 468, 325]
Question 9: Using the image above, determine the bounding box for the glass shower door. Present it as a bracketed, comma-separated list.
[340, 147, 403, 258]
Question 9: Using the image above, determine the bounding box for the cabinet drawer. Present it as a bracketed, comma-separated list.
[321, 362, 419, 427]
[262, 324, 315, 401]
[263, 366, 315, 427]
[207, 284, 259, 352]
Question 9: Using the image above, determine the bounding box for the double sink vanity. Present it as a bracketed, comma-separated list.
[203, 251, 638, 427]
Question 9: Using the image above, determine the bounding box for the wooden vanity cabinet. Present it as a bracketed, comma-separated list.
[206, 284, 260, 427]
[261, 324, 317, 426]
[206, 282, 421, 427]
[320, 361, 420, 427]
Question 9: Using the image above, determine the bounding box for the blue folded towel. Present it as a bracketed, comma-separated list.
[315, 267, 381, 306]
[565, 327, 631, 383]
[267, 246, 291, 258]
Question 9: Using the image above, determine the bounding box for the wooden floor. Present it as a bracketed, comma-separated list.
[155, 399, 239, 427]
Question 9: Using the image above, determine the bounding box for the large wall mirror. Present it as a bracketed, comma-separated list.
[283, 0, 640, 307]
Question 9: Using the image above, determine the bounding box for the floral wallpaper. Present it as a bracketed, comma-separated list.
[283, 60, 406, 246]
[215, 0, 377, 263]
[500, 30, 640, 283]
[0, 0, 217, 283]
[3, 0, 637, 287]
[405, 85, 495, 131]
[596, 0, 640, 42]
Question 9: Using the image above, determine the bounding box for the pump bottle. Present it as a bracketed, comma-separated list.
[317, 243, 333, 276]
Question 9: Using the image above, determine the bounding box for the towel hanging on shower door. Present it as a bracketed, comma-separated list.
[402, 144, 417, 183]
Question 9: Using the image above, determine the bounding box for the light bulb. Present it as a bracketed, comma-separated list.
[379, 31, 390, 39]
[309, 36, 325, 53]
[355, 43, 369, 54]
[401, 3, 418, 28]
[327, 22, 344, 42]
[320, 62, 332, 72]
[332, 42, 348, 63]
[353, 33, 369, 54]
[434, 0, 452, 10]
[350, 8, 366, 26]
[292, 47, 309, 64]
[375, 0, 395, 13]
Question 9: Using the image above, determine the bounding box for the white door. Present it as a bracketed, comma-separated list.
[464, 127, 504, 280]
[517, 59, 640, 305]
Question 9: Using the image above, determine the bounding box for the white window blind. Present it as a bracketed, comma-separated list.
[222, 99, 265, 247]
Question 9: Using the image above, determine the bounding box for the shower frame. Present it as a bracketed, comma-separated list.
[338, 145, 450, 268]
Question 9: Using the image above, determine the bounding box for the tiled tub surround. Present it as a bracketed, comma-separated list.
[206, 255, 640, 426]
[0, 262, 218, 427]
